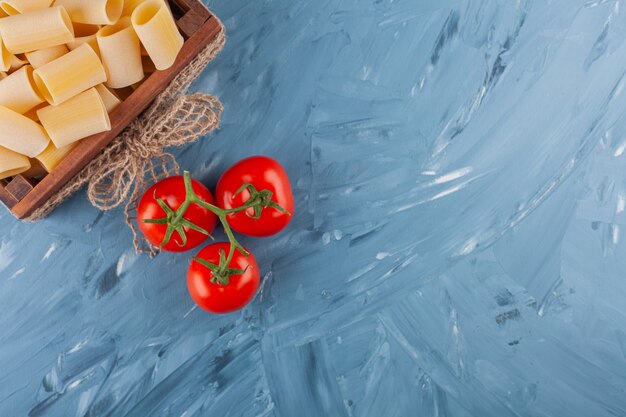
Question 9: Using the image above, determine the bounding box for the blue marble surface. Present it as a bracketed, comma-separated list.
[2, 0, 626, 415]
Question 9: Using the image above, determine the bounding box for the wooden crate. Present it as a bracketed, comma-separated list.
[0, 0, 221, 219]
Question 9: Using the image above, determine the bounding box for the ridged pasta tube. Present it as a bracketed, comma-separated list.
[0, 105, 49, 157]
[54, 0, 123, 25]
[0, 6, 74, 54]
[33, 43, 106, 105]
[35, 141, 77, 173]
[97, 17, 144, 88]
[37, 88, 111, 147]
[0, 65, 45, 113]
[0, 0, 54, 15]
[0, 145, 30, 180]
[131, 0, 183, 70]
[25, 44, 68, 68]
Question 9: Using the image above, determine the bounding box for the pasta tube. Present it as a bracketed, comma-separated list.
[131, 0, 183, 70]
[37, 88, 110, 148]
[0, 6, 74, 54]
[0, 65, 44, 113]
[97, 17, 144, 88]
[54, 0, 123, 25]
[94, 84, 121, 113]
[33, 44, 106, 105]
[25, 44, 68, 68]
[0, 105, 49, 157]
[35, 141, 77, 173]
[0, 0, 53, 15]
[0, 145, 30, 180]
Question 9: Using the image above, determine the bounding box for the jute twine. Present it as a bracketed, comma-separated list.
[27, 20, 226, 256]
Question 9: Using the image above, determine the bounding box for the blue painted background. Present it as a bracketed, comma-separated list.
[2, 0, 626, 415]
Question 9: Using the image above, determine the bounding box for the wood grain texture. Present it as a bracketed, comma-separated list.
[5, 176, 35, 201]
[177, 10, 209, 38]
[0, 184, 18, 209]
[1, 2, 219, 219]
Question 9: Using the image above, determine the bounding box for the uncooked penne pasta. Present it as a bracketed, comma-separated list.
[0, 145, 30, 180]
[94, 84, 121, 113]
[0, 6, 74, 54]
[35, 141, 77, 173]
[25, 44, 68, 68]
[33, 44, 106, 105]
[0, 65, 44, 113]
[0, 105, 49, 157]
[97, 17, 144, 88]
[37, 88, 111, 148]
[131, 0, 183, 70]
[0, 0, 53, 15]
[66, 23, 101, 55]
[54, 0, 123, 25]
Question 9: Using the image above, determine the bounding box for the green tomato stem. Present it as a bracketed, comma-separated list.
[144, 171, 290, 284]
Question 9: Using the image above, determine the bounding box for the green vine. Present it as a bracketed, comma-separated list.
[143, 171, 289, 285]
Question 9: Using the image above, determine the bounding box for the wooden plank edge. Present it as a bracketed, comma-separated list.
[10, 15, 222, 220]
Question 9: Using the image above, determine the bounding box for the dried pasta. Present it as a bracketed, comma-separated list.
[0, 0, 53, 15]
[54, 0, 123, 25]
[0, 65, 45, 113]
[0, 6, 74, 54]
[94, 84, 121, 113]
[37, 88, 111, 148]
[0, 0, 187, 180]
[0, 145, 30, 180]
[0, 105, 49, 157]
[33, 44, 106, 105]
[25, 45, 68, 68]
[97, 17, 144, 88]
[131, 0, 183, 70]
[35, 141, 77, 173]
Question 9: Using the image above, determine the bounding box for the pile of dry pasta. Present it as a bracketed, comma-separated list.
[0, 0, 184, 181]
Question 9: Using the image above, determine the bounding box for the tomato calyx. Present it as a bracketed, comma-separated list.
[192, 249, 249, 286]
[141, 178, 214, 248]
[233, 183, 292, 219]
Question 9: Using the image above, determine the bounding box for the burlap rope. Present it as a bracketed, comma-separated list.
[27, 20, 226, 256]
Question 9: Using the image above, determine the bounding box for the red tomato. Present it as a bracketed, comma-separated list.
[187, 242, 260, 314]
[216, 156, 294, 237]
[137, 176, 218, 252]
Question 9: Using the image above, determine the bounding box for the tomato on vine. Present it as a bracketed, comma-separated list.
[188, 242, 260, 314]
[216, 156, 294, 237]
[137, 176, 218, 252]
